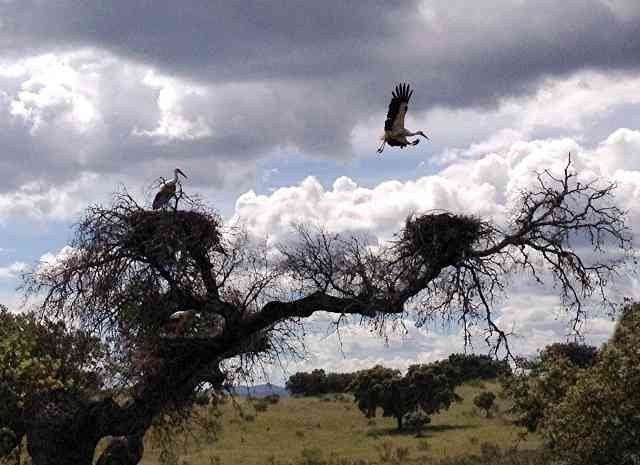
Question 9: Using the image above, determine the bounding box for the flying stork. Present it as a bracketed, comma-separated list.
[377, 83, 429, 154]
[152, 168, 187, 210]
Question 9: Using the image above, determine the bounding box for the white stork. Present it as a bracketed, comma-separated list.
[377, 83, 429, 154]
[152, 168, 188, 210]
[163, 310, 199, 336]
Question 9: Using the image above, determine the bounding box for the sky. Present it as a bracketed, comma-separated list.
[1, 0, 640, 384]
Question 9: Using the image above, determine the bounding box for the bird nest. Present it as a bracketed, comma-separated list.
[123, 209, 224, 261]
[396, 212, 485, 266]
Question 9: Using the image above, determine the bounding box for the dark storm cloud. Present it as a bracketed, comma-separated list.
[2, 0, 639, 109]
[0, 0, 639, 195]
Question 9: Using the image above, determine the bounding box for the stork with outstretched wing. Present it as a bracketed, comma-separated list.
[152, 168, 187, 210]
[377, 83, 429, 154]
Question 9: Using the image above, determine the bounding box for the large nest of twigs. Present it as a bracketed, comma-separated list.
[123, 210, 224, 262]
[396, 212, 485, 266]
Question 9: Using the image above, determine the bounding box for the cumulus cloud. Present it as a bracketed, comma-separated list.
[231, 129, 640, 377]
[235, 129, 640, 245]
[0, 261, 27, 279]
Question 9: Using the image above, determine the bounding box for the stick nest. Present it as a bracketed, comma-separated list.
[123, 210, 223, 262]
[397, 212, 485, 266]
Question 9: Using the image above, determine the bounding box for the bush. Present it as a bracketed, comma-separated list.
[300, 447, 324, 465]
[473, 391, 496, 418]
[403, 410, 431, 433]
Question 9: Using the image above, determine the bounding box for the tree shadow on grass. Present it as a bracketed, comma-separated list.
[367, 424, 477, 438]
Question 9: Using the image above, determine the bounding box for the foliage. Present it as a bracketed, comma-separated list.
[540, 303, 640, 465]
[349, 361, 459, 430]
[502, 342, 596, 432]
[537, 341, 598, 369]
[402, 410, 431, 433]
[473, 392, 496, 418]
[0, 305, 105, 457]
[288, 354, 508, 399]
[286, 370, 357, 396]
[0, 427, 17, 457]
[445, 354, 511, 383]
[348, 365, 400, 419]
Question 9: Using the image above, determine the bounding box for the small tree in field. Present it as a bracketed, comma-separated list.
[349, 365, 400, 418]
[5, 156, 632, 465]
[350, 361, 463, 430]
[473, 391, 496, 418]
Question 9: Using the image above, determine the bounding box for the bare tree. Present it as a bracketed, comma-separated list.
[14, 156, 630, 465]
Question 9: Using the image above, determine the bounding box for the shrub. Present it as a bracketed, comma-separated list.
[473, 391, 496, 418]
[300, 447, 324, 465]
[403, 410, 431, 433]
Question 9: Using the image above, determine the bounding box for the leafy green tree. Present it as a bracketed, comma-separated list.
[286, 369, 327, 396]
[538, 342, 598, 369]
[541, 304, 640, 465]
[0, 305, 105, 459]
[473, 391, 496, 417]
[445, 354, 511, 383]
[503, 342, 597, 433]
[286, 370, 357, 396]
[351, 361, 459, 430]
[349, 365, 400, 418]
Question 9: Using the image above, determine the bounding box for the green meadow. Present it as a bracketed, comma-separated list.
[132, 382, 542, 465]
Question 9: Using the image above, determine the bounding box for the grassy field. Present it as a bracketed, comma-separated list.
[131, 381, 542, 465]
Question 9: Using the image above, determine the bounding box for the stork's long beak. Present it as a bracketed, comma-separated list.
[177, 169, 188, 178]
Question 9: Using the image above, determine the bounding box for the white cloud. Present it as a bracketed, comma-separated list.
[4, 51, 102, 133]
[0, 173, 114, 222]
[0, 261, 27, 279]
[233, 128, 640, 379]
[132, 70, 212, 141]
[233, 172, 504, 248]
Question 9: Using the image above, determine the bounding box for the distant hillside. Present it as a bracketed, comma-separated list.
[231, 383, 289, 398]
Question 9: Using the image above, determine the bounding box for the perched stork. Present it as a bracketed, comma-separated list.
[152, 168, 187, 210]
[163, 310, 199, 336]
[377, 83, 429, 154]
